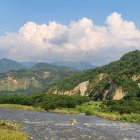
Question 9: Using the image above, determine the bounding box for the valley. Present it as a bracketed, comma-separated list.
[0, 50, 140, 140]
[1, 1, 140, 140]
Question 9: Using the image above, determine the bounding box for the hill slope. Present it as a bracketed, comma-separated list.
[52, 61, 96, 70]
[48, 50, 140, 100]
[0, 62, 77, 95]
[0, 58, 24, 73]
[32, 62, 76, 71]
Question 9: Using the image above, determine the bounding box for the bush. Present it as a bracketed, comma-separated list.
[102, 99, 140, 114]
[0, 94, 89, 111]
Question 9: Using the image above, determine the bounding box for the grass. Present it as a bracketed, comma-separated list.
[49, 101, 140, 123]
[0, 120, 28, 140]
[49, 108, 79, 114]
[0, 102, 140, 124]
[0, 104, 45, 111]
[77, 101, 140, 123]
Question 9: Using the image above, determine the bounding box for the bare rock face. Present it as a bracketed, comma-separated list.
[52, 81, 89, 96]
[0, 71, 50, 92]
[73, 81, 89, 96]
[132, 74, 140, 88]
[48, 51, 140, 100]
[43, 72, 49, 79]
[112, 87, 126, 100]
[98, 73, 105, 81]
[51, 73, 125, 100]
[0, 75, 41, 91]
[132, 74, 140, 81]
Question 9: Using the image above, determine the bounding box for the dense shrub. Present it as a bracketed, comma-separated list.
[0, 94, 89, 111]
[102, 99, 140, 114]
[49, 50, 140, 100]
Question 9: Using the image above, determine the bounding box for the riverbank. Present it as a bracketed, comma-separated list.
[0, 120, 28, 140]
[49, 101, 140, 124]
[0, 108, 140, 140]
[0, 101, 140, 124]
[0, 104, 45, 111]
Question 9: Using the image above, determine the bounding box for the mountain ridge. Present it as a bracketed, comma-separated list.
[0, 58, 24, 73]
[0, 60, 78, 94]
[0, 50, 140, 100]
[52, 61, 96, 70]
[48, 50, 140, 100]
[0, 58, 91, 72]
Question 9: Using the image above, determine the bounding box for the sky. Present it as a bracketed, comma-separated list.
[0, 0, 140, 65]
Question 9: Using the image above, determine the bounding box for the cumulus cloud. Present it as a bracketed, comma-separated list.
[0, 12, 140, 65]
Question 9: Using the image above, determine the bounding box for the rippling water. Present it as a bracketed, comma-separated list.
[0, 108, 140, 140]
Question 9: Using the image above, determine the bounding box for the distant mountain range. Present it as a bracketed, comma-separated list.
[0, 58, 96, 74]
[52, 61, 96, 70]
[1, 50, 139, 100]
[0, 60, 77, 95]
[0, 58, 95, 95]
[0, 58, 24, 73]
[21, 61, 38, 68]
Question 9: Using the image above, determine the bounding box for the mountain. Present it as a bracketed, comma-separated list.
[1, 50, 140, 99]
[32, 62, 76, 71]
[0, 62, 77, 95]
[21, 61, 38, 68]
[52, 61, 96, 70]
[48, 50, 140, 100]
[0, 58, 24, 73]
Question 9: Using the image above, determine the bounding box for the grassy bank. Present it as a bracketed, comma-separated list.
[0, 120, 28, 140]
[49, 101, 140, 124]
[0, 94, 139, 124]
[0, 104, 44, 111]
[0, 101, 140, 123]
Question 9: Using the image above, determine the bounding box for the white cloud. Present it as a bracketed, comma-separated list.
[0, 12, 140, 65]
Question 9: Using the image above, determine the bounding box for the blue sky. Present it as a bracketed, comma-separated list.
[0, 0, 140, 64]
[0, 0, 140, 35]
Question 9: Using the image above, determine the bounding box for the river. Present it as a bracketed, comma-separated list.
[0, 108, 140, 140]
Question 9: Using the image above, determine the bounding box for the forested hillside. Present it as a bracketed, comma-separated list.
[48, 50, 140, 100]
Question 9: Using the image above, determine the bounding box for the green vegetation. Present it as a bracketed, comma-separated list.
[0, 95, 139, 123]
[94, 50, 140, 99]
[0, 120, 28, 140]
[49, 70, 94, 91]
[49, 50, 140, 100]
[102, 99, 140, 114]
[0, 94, 89, 111]
[84, 100, 140, 123]
[0, 62, 78, 95]
[0, 104, 44, 111]
[0, 50, 140, 100]
[0, 50, 140, 124]
[50, 100, 140, 123]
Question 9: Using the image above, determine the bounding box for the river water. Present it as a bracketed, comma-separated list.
[0, 108, 140, 140]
